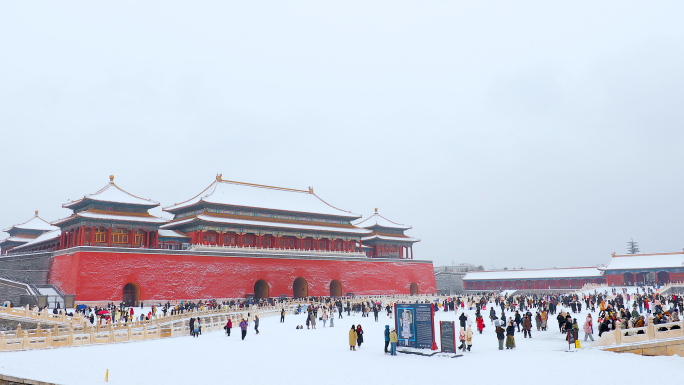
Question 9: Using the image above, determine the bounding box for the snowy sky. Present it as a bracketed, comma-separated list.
[1, 1, 683, 269]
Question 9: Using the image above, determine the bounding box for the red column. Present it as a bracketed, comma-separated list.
[198, 230, 204, 244]
[219, 231, 224, 246]
[106, 228, 111, 247]
[410, 246, 413, 259]
[316, 238, 320, 250]
[275, 235, 280, 249]
[146, 230, 150, 248]
[258, 234, 262, 248]
[130, 229, 135, 248]
[239, 233, 243, 247]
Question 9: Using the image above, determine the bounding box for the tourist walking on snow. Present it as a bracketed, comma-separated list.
[280, 308, 285, 323]
[254, 315, 260, 334]
[384, 325, 391, 354]
[389, 328, 398, 356]
[458, 327, 467, 351]
[309, 311, 317, 329]
[496, 321, 505, 350]
[356, 324, 364, 347]
[459, 312, 467, 328]
[505, 320, 516, 349]
[476, 314, 485, 334]
[582, 314, 594, 341]
[193, 318, 200, 337]
[240, 318, 248, 340]
[225, 318, 232, 336]
[349, 325, 357, 350]
[466, 324, 474, 351]
[522, 314, 532, 338]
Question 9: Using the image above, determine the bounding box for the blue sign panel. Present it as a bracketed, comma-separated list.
[395, 303, 434, 349]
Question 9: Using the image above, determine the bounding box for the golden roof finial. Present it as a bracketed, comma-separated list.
[374, 208, 378, 213]
[217, 174, 222, 181]
[35, 210, 39, 216]
[109, 175, 114, 182]
[308, 186, 314, 193]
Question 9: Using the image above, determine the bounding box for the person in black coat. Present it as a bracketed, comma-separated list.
[505, 320, 516, 349]
[459, 313, 468, 328]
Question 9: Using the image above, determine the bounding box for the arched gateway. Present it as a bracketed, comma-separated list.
[254, 279, 269, 300]
[123, 283, 140, 306]
[410, 282, 418, 295]
[293, 277, 308, 298]
[330, 280, 342, 297]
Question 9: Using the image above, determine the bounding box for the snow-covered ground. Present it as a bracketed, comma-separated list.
[0, 301, 679, 385]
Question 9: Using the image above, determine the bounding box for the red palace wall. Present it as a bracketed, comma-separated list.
[48, 249, 437, 301]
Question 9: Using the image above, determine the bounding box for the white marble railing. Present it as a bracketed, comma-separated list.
[188, 244, 367, 257]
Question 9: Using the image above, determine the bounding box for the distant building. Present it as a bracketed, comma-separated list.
[600, 252, 684, 285]
[434, 263, 481, 295]
[462, 267, 605, 291]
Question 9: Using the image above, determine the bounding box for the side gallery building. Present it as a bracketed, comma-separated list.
[463, 252, 684, 291]
[0, 176, 435, 304]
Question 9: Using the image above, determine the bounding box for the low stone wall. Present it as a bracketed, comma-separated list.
[0, 252, 53, 285]
[0, 318, 40, 332]
[0, 282, 31, 307]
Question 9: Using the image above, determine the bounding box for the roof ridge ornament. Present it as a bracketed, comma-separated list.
[35, 210, 39, 216]
[308, 186, 314, 193]
[110, 175, 114, 182]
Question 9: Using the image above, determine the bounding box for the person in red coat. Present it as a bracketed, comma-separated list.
[476, 314, 485, 334]
[225, 318, 232, 336]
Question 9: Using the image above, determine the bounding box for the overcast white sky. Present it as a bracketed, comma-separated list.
[1, 1, 683, 269]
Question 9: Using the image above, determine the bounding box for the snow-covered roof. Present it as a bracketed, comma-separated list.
[354, 210, 411, 230]
[463, 267, 603, 281]
[3, 211, 59, 233]
[11, 230, 60, 251]
[361, 234, 419, 243]
[158, 229, 190, 239]
[162, 214, 371, 235]
[53, 210, 169, 225]
[600, 252, 684, 271]
[63, 175, 159, 209]
[164, 176, 360, 219]
[0, 235, 34, 245]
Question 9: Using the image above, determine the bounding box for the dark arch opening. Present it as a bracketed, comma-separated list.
[123, 283, 140, 307]
[293, 277, 308, 298]
[622, 272, 635, 285]
[330, 280, 342, 297]
[254, 279, 269, 300]
[656, 271, 671, 285]
[410, 282, 418, 295]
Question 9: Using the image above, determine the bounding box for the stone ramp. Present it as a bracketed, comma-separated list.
[0, 373, 60, 385]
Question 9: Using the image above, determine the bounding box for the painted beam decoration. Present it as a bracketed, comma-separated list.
[395, 303, 435, 349]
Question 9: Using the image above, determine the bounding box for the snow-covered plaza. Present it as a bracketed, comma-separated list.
[0, 297, 679, 385]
